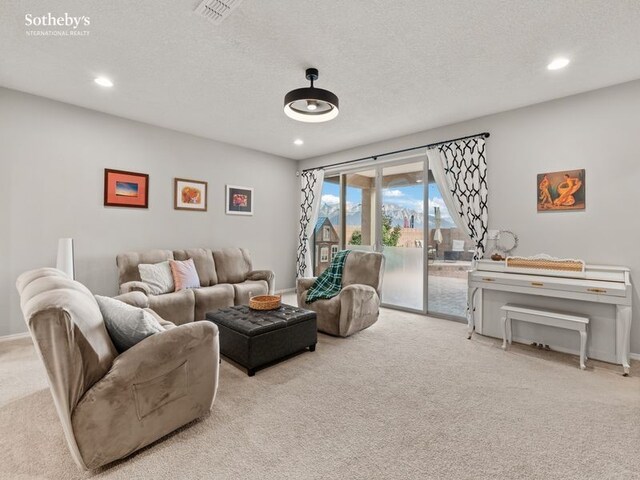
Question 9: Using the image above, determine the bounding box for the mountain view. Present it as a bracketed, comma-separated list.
[318, 201, 456, 229]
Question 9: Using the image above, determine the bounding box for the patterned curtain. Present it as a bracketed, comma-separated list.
[296, 169, 325, 278]
[428, 137, 488, 261]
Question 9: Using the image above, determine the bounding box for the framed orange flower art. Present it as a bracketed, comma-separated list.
[174, 178, 208, 211]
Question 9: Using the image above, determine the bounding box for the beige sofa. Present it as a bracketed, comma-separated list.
[297, 250, 385, 337]
[16, 268, 219, 471]
[117, 247, 275, 323]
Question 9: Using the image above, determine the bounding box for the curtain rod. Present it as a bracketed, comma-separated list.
[301, 131, 490, 173]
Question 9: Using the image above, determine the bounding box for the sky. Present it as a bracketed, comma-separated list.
[320, 181, 452, 220]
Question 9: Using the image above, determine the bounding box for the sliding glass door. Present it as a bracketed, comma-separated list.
[313, 155, 468, 319]
[380, 162, 425, 311]
[345, 169, 377, 252]
[426, 175, 471, 318]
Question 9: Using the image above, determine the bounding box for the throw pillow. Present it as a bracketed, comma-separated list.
[170, 258, 201, 291]
[95, 295, 164, 352]
[138, 261, 175, 295]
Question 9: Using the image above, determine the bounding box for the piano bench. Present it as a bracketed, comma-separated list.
[500, 304, 589, 370]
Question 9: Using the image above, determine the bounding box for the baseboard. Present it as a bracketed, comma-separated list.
[0, 332, 30, 343]
[631, 352, 640, 361]
[275, 287, 296, 294]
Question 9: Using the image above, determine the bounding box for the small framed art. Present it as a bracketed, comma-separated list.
[225, 185, 253, 215]
[104, 168, 149, 208]
[174, 178, 208, 211]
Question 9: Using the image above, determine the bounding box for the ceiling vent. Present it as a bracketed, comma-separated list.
[194, 0, 244, 24]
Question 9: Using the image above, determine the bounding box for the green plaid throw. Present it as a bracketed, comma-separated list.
[306, 250, 351, 303]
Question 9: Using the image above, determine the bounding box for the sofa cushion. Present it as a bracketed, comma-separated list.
[148, 290, 195, 326]
[95, 295, 164, 353]
[138, 261, 175, 295]
[173, 248, 217, 286]
[193, 284, 235, 321]
[170, 259, 200, 291]
[232, 280, 268, 306]
[213, 248, 252, 284]
[117, 250, 173, 285]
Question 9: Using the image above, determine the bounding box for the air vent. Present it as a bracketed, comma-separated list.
[194, 0, 244, 24]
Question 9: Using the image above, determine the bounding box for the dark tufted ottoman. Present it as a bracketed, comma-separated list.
[205, 304, 317, 376]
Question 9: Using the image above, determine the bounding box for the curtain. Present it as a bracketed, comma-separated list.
[296, 169, 325, 278]
[426, 136, 488, 261]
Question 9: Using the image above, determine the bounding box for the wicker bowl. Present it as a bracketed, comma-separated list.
[249, 295, 281, 311]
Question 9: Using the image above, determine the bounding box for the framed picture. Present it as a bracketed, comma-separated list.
[174, 178, 208, 211]
[537, 169, 585, 212]
[104, 168, 149, 208]
[226, 185, 253, 215]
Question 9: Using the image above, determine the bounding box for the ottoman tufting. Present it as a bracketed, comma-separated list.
[205, 304, 317, 376]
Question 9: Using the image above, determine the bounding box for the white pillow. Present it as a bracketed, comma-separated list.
[138, 261, 175, 295]
[95, 295, 164, 352]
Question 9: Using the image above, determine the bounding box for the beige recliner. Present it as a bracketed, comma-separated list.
[16, 268, 219, 471]
[297, 251, 385, 337]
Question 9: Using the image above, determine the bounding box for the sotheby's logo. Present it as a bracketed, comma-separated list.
[25, 13, 91, 36]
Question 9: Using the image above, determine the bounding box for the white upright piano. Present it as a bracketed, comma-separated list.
[468, 259, 632, 375]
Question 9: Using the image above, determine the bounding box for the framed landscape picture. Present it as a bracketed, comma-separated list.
[537, 169, 585, 212]
[174, 178, 207, 211]
[226, 185, 253, 215]
[104, 168, 149, 208]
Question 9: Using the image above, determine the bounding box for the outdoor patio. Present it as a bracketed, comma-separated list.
[382, 259, 470, 317]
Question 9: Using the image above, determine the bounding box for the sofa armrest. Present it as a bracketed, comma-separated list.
[119, 281, 151, 295]
[113, 291, 149, 309]
[144, 308, 176, 330]
[339, 284, 379, 312]
[296, 277, 317, 294]
[247, 270, 275, 294]
[71, 321, 219, 469]
[337, 284, 380, 337]
[110, 321, 218, 378]
[296, 277, 317, 308]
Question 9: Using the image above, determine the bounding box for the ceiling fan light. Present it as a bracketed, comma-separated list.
[284, 68, 339, 123]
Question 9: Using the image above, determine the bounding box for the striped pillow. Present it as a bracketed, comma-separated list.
[170, 258, 200, 291]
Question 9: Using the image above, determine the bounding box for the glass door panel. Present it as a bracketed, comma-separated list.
[314, 175, 341, 276]
[426, 177, 470, 318]
[345, 169, 376, 252]
[380, 161, 425, 311]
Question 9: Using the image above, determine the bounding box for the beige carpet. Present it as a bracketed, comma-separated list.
[1, 299, 639, 480]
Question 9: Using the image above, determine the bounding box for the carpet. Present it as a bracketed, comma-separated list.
[1, 298, 638, 480]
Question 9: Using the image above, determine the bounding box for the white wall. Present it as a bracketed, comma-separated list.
[299, 79, 640, 355]
[0, 88, 299, 337]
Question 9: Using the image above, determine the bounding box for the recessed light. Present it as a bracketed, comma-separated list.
[94, 77, 114, 87]
[547, 58, 570, 71]
[294, 139, 304, 146]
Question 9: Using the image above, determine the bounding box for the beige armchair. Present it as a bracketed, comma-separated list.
[297, 251, 385, 337]
[16, 268, 219, 471]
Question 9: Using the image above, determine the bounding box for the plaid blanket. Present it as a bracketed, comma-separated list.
[305, 250, 351, 303]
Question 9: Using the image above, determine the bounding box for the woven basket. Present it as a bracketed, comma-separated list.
[249, 295, 281, 311]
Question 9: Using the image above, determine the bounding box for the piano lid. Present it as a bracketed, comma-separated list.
[474, 259, 629, 283]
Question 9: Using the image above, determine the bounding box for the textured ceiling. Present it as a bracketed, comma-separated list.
[2, 1, 640, 160]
